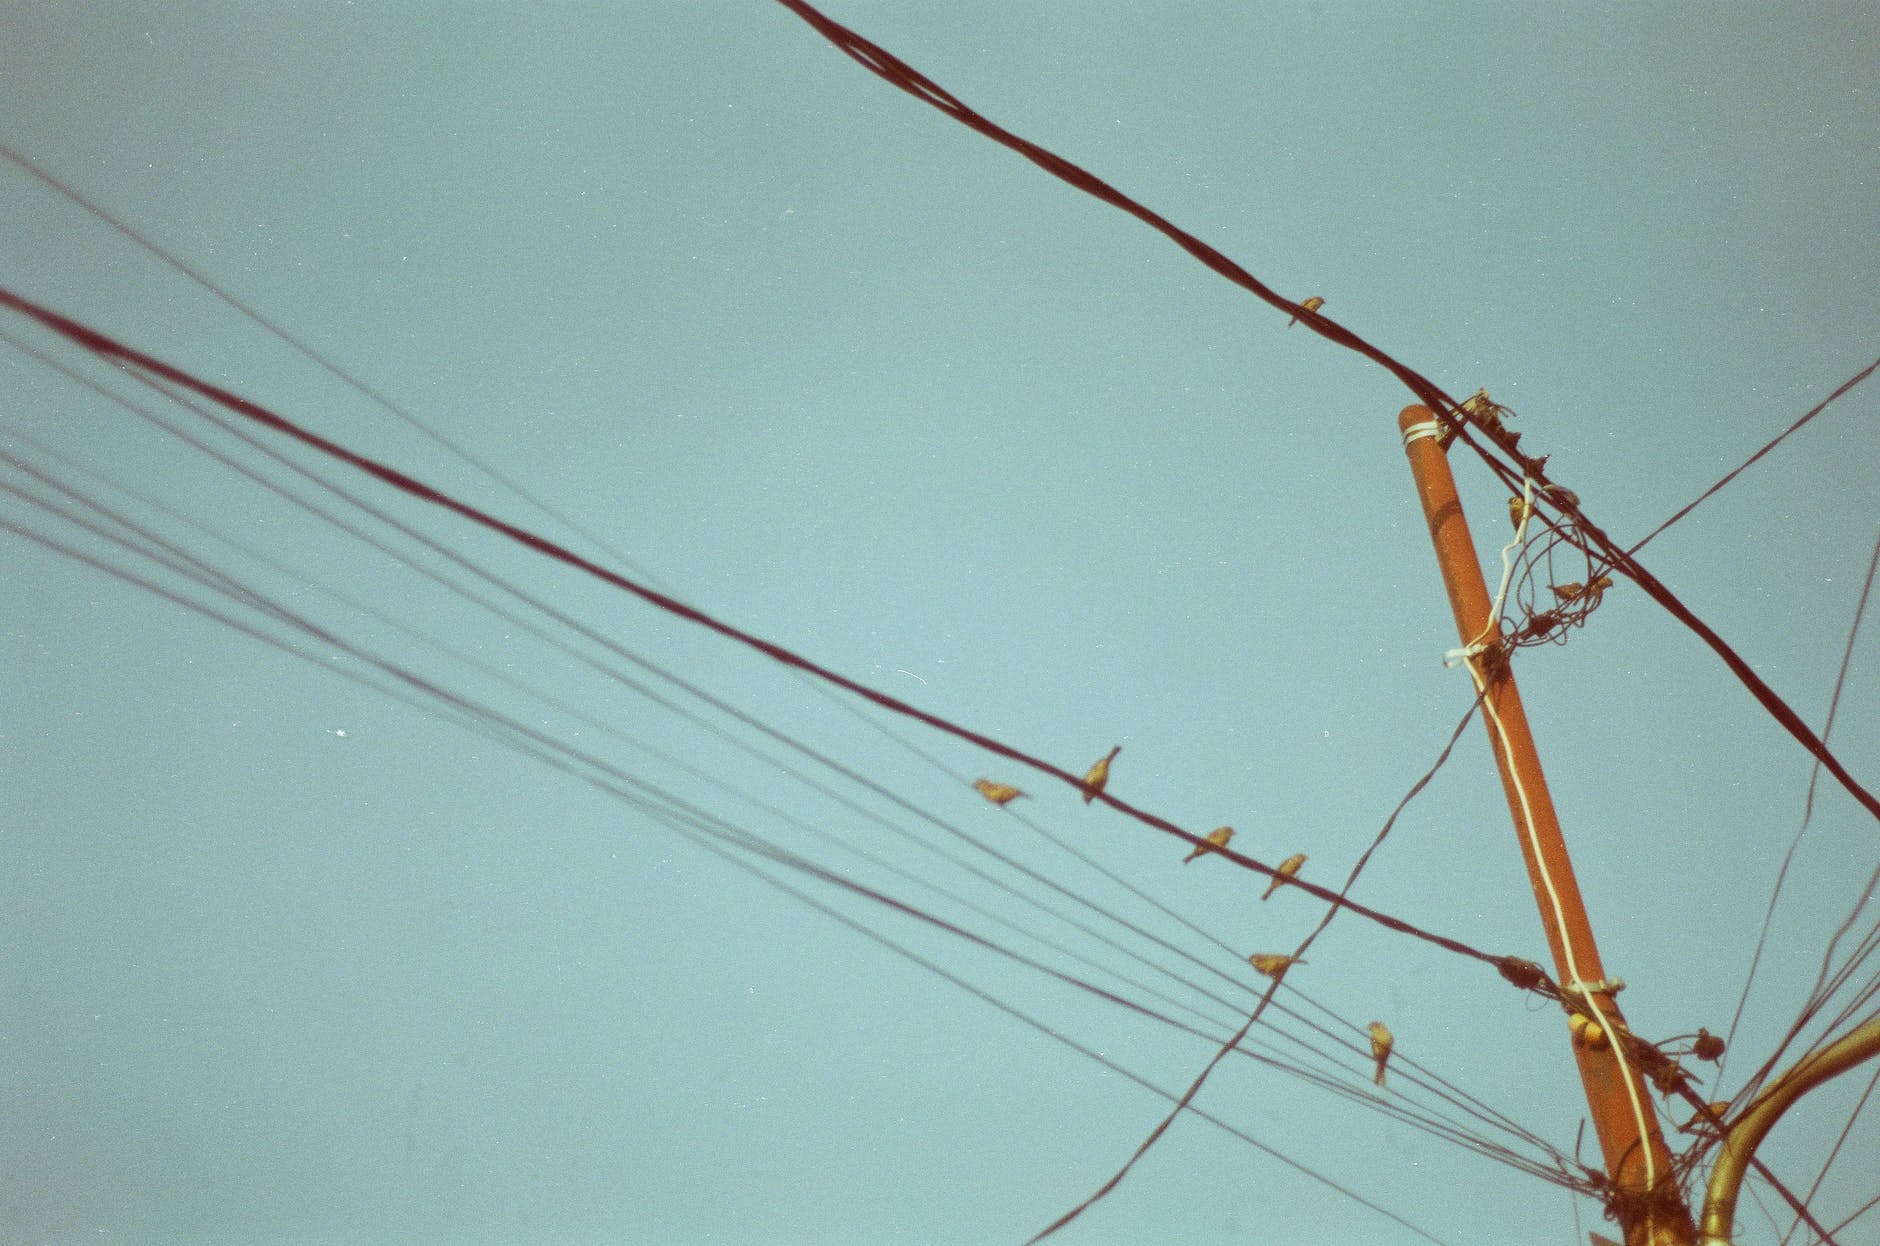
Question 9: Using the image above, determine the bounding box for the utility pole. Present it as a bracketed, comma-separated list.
[1397, 405, 1694, 1245]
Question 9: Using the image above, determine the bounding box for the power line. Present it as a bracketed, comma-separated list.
[1025, 688, 1489, 1242]
[0, 487, 1549, 1239]
[0, 139, 670, 591]
[1627, 357, 1880, 557]
[0, 283, 1528, 979]
[3, 354, 1583, 1189]
[767, 0, 1880, 830]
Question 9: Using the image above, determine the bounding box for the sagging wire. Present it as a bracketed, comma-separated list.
[4, 339, 1596, 1197]
[0, 484, 1472, 1246]
[770, 0, 1880, 827]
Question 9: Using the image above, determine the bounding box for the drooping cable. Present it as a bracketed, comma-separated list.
[0, 284, 1524, 975]
[766, 0, 1880, 828]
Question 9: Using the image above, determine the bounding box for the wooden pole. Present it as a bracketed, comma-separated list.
[1398, 406, 1691, 1245]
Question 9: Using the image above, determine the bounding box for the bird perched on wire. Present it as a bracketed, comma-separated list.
[1248, 952, 1302, 979]
[1693, 1028, 1726, 1062]
[1081, 745, 1121, 804]
[1368, 1021, 1394, 1086]
[1287, 296, 1325, 328]
[1183, 826, 1234, 864]
[1552, 575, 1613, 607]
[972, 779, 1026, 806]
[1679, 1100, 1731, 1135]
[1262, 852, 1307, 900]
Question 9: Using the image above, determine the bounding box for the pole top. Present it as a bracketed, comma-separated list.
[1399, 405, 1444, 449]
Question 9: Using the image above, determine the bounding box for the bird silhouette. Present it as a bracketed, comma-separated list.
[1262, 852, 1306, 900]
[972, 779, 1026, 806]
[1248, 952, 1302, 978]
[1183, 826, 1234, 864]
[1287, 296, 1325, 327]
[1368, 1021, 1394, 1086]
[1081, 745, 1121, 804]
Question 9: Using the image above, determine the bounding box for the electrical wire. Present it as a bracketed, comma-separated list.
[3, 383, 1586, 1202]
[1724, 529, 1880, 1107]
[0, 284, 1530, 979]
[1024, 682, 1491, 1241]
[0, 487, 1547, 1242]
[767, 0, 1880, 830]
[1626, 357, 1880, 557]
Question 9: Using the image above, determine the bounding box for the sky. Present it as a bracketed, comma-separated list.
[2, 3, 1877, 1244]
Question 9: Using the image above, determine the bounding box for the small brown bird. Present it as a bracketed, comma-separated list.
[1183, 826, 1234, 864]
[1693, 1027, 1726, 1063]
[1552, 575, 1613, 605]
[1248, 952, 1303, 979]
[972, 779, 1026, 806]
[1368, 1021, 1394, 1087]
[1679, 1100, 1731, 1134]
[1081, 745, 1121, 804]
[1507, 496, 1530, 530]
[1543, 484, 1579, 507]
[1287, 296, 1326, 328]
[1261, 852, 1307, 901]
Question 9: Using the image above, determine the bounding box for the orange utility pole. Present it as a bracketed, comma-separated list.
[1398, 406, 1693, 1245]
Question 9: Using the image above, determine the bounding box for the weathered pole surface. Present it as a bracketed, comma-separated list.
[1398, 405, 1691, 1245]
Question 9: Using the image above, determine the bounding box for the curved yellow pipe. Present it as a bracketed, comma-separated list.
[1700, 1013, 1880, 1244]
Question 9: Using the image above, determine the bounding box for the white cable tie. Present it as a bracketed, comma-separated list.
[1442, 641, 1490, 669]
[1400, 419, 1444, 447]
[1567, 977, 1625, 997]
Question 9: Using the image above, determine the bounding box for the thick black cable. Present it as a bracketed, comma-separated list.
[767, 0, 1880, 830]
[4, 366, 1581, 1182]
[0, 284, 1519, 975]
[0, 507, 1521, 1238]
[1026, 687, 1485, 1241]
[0, 140, 669, 590]
[810, 689, 1575, 1167]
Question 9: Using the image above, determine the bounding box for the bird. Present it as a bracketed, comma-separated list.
[1262, 852, 1306, 900]
[1542, 483, 1579, 507]
[1692, 1027, 1725, 1062]
[1248, 952, 1302, 979]
[1287, 296, 1325, 327]
[972, 779, 1026, 806]
[1368, 1021, 1394, 1087]
[1552, 575, 1613, 605]
[1507, 496, 1530, 529]
[1183, 826, 1234, 864]
[1679, 1100, 1731, 1135]
[1081, 745, 1121, 804]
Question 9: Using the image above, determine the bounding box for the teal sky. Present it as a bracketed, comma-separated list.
[3, 4, 1877, 1243]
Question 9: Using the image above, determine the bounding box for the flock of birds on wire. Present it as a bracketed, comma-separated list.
[974, 745, 1396, 1088]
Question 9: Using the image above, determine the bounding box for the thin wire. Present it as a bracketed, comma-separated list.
[1024, 686, 1488, 1241]
[1627, 358, 1880, 557]
[0, 284, 1525, 976]
[0, 506, 1489, 1241]
[3, 392, 1586, 1187]
[1778, 1057, 1880, 1246]
[767, 0, 1880, 829]
[0, 139, 671, 591]
[1725, 529, 1880, 1104]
